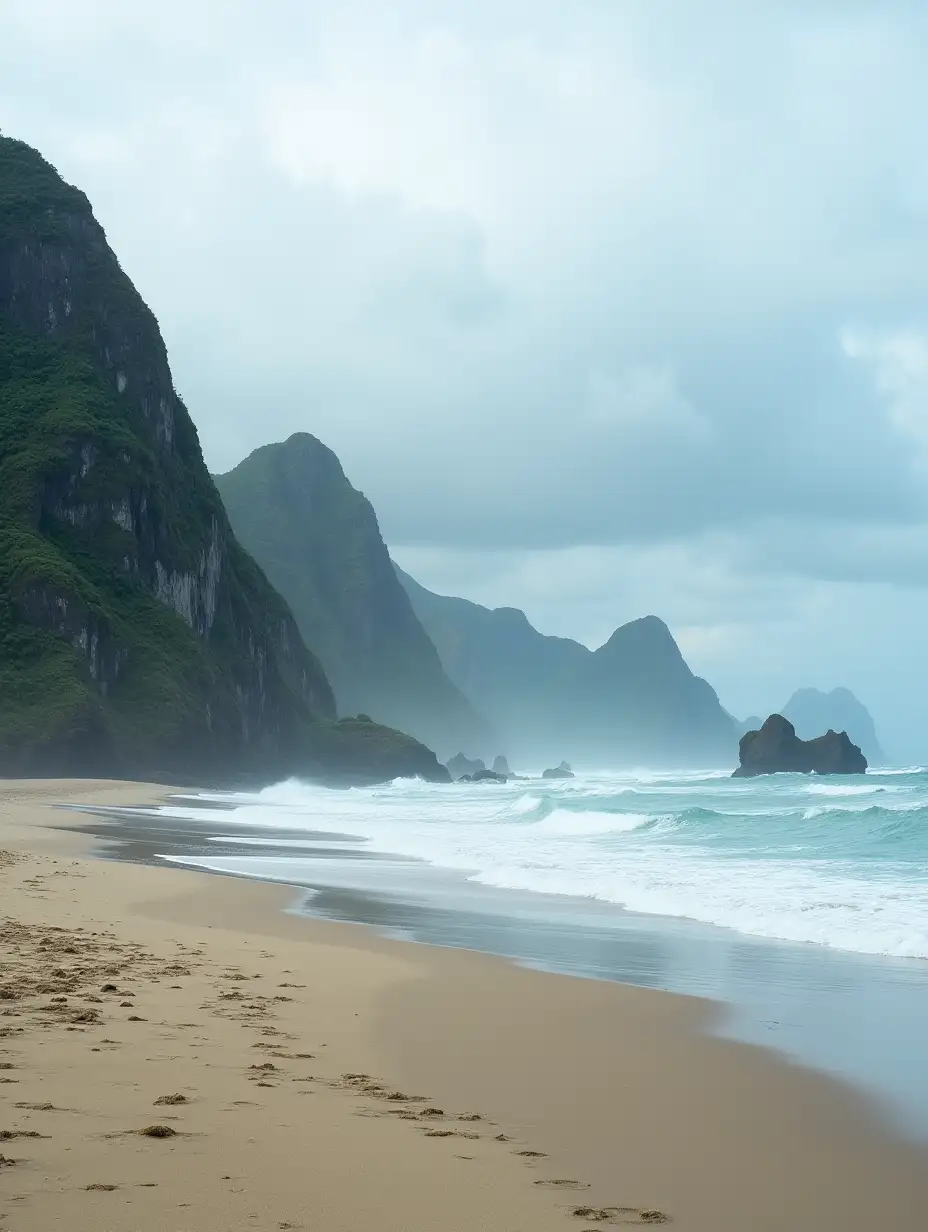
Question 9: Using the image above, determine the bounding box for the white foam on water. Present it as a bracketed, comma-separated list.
[510, 793, 543, 815]
[159, 770, 928, 961]
[805, 783, 887, 796]
[532, 809, 653, 836]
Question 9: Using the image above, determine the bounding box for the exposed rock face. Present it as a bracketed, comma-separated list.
[447, 752, 486, 780]
[472, 769, 507, 783]
[492, 755, 512, 777]
[0, 136, 447, 784]
[732, 715, 868, 778]
[396, 567, 737, 768]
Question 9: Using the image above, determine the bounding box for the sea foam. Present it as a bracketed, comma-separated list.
[167, 767, 928, 960]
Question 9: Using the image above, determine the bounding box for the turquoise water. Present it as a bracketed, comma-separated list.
[84, 765, 928, 1135]
[176, 767, 928, 960]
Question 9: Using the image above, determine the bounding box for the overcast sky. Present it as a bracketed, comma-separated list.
[3, 1, 928, 757]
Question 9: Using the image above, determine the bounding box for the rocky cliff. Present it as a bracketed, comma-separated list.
[397, 568, 736, 767]
[0, 136, 447, 784]
[215, 435, 492, 757]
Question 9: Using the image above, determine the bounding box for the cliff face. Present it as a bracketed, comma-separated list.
[397, 569, 737, 768]
[216, 435, 492, 757]
[0, 137, 447, 783]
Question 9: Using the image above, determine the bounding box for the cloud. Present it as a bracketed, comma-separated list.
[841, 328, 928, 461]
[3, 0, 928, 753]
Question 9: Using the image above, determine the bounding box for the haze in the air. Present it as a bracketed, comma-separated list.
[4, 0, 928, 757]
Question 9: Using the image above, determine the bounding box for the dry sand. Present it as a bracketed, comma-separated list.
[0, 778, 926, 1232]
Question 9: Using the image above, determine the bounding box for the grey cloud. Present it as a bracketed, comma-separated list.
[3, 0, 928, 754]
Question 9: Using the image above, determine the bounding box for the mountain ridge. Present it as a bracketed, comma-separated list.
[216, 434, 493, 757]
[395, 566, 736, 767]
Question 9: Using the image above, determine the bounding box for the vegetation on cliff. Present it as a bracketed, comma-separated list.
[0, 136, 446, 783]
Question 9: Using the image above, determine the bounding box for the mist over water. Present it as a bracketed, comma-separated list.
[185, 768, 928, 961]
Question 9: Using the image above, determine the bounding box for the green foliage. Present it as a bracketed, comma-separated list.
[0, 138, 91, 245]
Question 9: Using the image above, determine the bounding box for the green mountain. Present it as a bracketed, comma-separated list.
[0, 136, 447, 784]
[216, 435, 492, 757]
[396, 568, 737, 767]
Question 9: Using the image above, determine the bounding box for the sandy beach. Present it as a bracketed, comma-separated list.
[1, 780, 927, 1232]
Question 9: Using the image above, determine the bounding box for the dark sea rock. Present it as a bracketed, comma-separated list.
[542, 761, 575, 780]
[447, 752, 486, 780]
[472, 769, 507, 783]
[492, 755, 512, 777]
[732, 715, 867, 778]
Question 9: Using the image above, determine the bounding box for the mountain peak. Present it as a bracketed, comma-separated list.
[781, 687, 884, 763]
[598, 614, 678, 654]
[398, 571, 736, 767]
[216, 436, 492, 757]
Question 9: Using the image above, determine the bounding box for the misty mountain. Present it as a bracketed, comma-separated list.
[0, 136, 448, 784]
[781, 688, 885, 765]
[396, 567, 737, 767]
[216, 435, 492, 757]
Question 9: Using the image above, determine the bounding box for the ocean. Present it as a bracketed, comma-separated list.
[165, 767, 928, 958]
[82, 766, 928, 1137]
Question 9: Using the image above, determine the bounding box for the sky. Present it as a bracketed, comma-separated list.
[3, 1, 928, 758]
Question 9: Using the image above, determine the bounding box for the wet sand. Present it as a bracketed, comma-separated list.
[1, 778, 927, 1231]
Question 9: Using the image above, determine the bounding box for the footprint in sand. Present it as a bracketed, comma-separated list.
[423, 1129, 481, 1139]
[571, 1206, 670, 1225]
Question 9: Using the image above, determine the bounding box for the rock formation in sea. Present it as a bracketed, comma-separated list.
[781, 688, 884, 765]
[215, 435, 492, 759]
[542, 761, 575, 779]
[0, 136, 448, 785]
[732, 715, 867, 777]
[447, 752, 486, 780]
[472, 768, 507, 783]
[396, 566, 737, 768]
[492, 755, 512, 777]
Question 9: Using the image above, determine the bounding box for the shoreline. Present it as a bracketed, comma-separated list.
[67, 788, 928, 1140]
[2, 779, 927, 1230]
